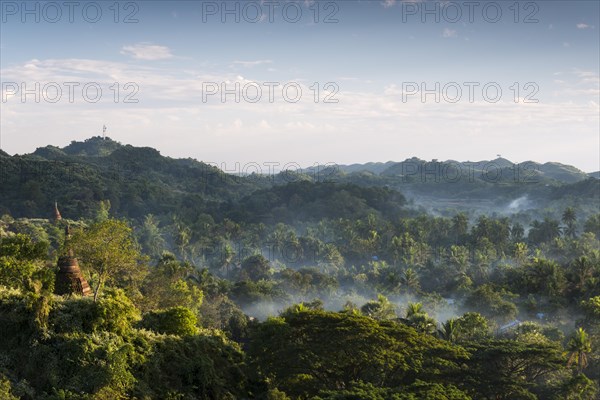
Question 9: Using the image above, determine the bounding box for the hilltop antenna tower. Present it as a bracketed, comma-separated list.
[102, 124, 107, 139]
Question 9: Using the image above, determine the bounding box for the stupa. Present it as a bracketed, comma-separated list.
[54, 205, 92, 297]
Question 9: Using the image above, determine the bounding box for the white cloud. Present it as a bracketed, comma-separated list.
[1, 57, 599, 171]
[576, 23, 594, 29]
[549, 69, 599, 98]
[232, 60, 273, 68]
[381, 0, 396, 8]
[120, 43, 173, 60]
[443, 28, 457, 38]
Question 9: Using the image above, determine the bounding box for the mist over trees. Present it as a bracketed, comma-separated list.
[0, 138, 599, 399]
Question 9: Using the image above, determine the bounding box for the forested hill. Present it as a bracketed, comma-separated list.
[326, 157, 592, 184]
[0, 137, 409, 222]
[0, 136, 598, 222]
[0, 137, 262, 219]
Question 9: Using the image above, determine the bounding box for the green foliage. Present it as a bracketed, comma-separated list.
[266, 388, 291, 400]
[95, 200, 111, 223]
[464, 284, 518, 323]
[560, 374, 599, 400]
[567, 328, 592, 373]
[512, 321, 565, 344]
[133, 332, 247, 399]
[455, 312, 490, 342]
[1, 288, 244, 399]
[2, 140, 599, 399]
[239, 254, 272, 282]
[49, 297, 99, 334]
[581, 296, 600, 319]
[276, 267, 338, 297]
[438, 318, 459, 343]
[360, 294, 397, 320]
[315, 380, 471, 399]
[95, 289, 141, 335]
[0, 288, 44, 349]
[139, 307, 198, 336]
[70, 219, 146, 301]
[230, 279, 288, 307]
[528, 217, 562, 245]
[0, 375, 18, 400]
[248, 308, 467, 398]
[137, 214, 166, 260]
[583, 213, 600, 239]
[39, 332, 136, 398]
[401, 302, 437, 334]
[0, 234, 50, 292]
[464, 339, 566, 399]
[521, 258, 567, 299]
[140, 253, 204, 314]
[234, 181, 406, 223]
[49, 289, 139, 337]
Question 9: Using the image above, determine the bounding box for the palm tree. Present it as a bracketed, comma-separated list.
[513, 242, 529, 268]
[401, 268, 420, 294]
[529, 218, 562, 244]
[438, 318, 459, 343]
[139, 214, 166, 260]
[570, 257, 594, 296]
[403, 304, 437, 334]
[406, 302, 424, 318]
[567, 328, 592, 374]
[384, 270, 402, 293]
[172, 217, 191, 262]
[406, 312, 437, 334]
[510, 223, 525, 242]
[562, 207, 577, 238]
[448, 245, 469, 274]
[361, 294, 397, 320]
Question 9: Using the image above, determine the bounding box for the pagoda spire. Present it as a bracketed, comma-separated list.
[54, 209, 92, 297]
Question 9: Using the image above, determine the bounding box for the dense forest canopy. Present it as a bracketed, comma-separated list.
[1, 137, 598, 221]
[0, 137, 599, 399]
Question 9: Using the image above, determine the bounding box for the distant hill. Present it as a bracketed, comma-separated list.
[332, 161, 397, 175]
[62, 136, 123, 157]
[228, 181, 406, 223]
[305, 157, 600, 219]
[32, 137, 124, 159]
[534, 162, 590, 183]
[1, 137, 401, 222]
[549, 177, 600, 200]
[0, 137, 263, 219]
[0, 149, 9, 158]
[325, 157, 590, 184]
[589, 171, 600, 179]
[1, 137, 598, 222]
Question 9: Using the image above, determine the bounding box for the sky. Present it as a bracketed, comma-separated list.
[1, 0, 599, 172]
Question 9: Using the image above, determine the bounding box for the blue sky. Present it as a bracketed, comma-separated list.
[1, 0, 599, 171]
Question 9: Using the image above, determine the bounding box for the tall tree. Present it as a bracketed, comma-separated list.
[400, 268, 421, 294]
[138, 214, 166, 260]
[360, 294, 397, 320]
[567, 328, 592, 374]
[562, 207, 578, 238]
[248, 308, 466, 398]
[71, 219, 145, 301]
[513, 242, 529, 268]
[438, 318, 459, 343]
